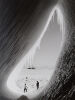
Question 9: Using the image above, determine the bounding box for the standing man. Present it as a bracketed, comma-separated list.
[24, 84, 28, 93]
[36, 81, 39, 90]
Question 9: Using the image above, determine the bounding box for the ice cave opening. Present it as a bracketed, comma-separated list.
[6, 7, 64, 99]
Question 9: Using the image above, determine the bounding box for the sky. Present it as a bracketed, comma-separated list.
[33, 13, 62, 67]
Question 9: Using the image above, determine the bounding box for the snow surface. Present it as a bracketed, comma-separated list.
[15, 66, 54, 97]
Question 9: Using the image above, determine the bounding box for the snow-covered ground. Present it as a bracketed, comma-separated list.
[15, 66, 54, 97]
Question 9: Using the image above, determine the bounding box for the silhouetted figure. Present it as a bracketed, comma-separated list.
[24, 84, 28, 93]
[36, 81, 39, 90]
[26, 77, 28, 81]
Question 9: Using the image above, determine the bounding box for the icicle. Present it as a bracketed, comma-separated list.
[55, 6, 65, 34]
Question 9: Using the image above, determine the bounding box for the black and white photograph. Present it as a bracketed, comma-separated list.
[0, 0, 75, 100]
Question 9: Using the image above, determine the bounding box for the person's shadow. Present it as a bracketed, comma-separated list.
[17, 95, 29, 100]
